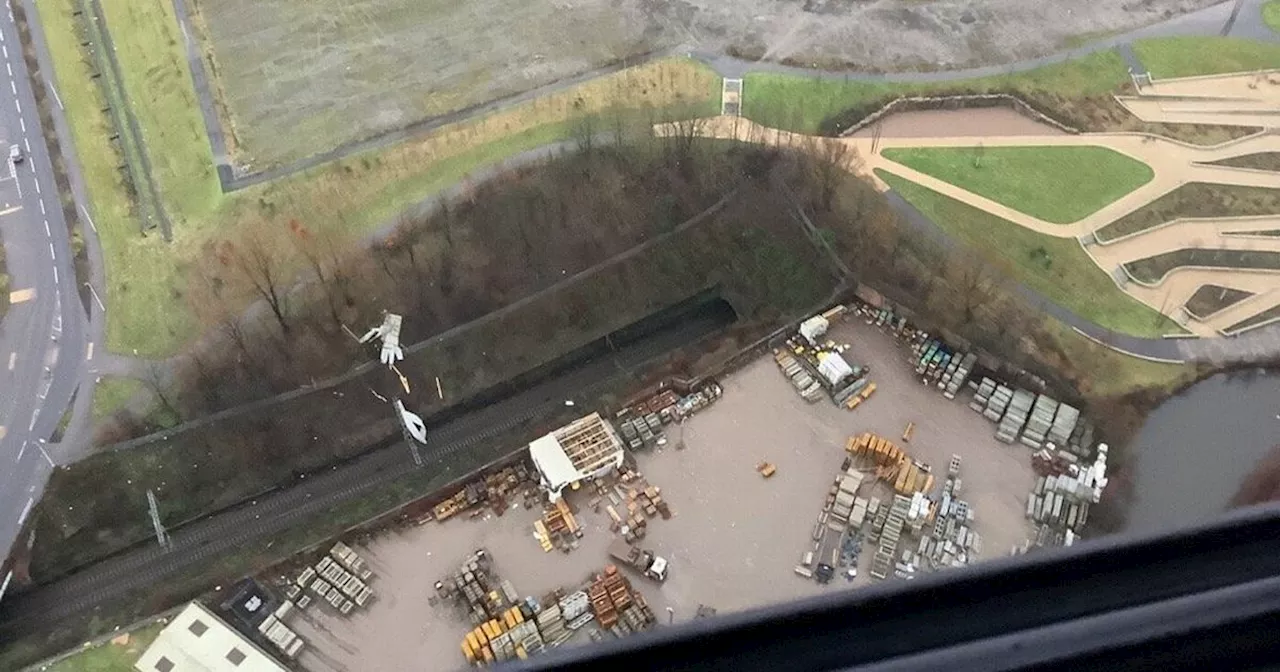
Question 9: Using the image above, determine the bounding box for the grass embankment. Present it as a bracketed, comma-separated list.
[1184, 284, 1255, 320]
[742, 50, 1130, 135]
[1206, 152, 1280, 172]
[42, 0, 721, 360]
[40, 622, 163, 672]
[1096, 183, 1280, 242]
[877, 170, 1183, 338]
[1125, 250, 1280, 284]
[881, 146, 1154, 224]
[1133, 37, 1280, 78]
[742, 38, 1262, 146]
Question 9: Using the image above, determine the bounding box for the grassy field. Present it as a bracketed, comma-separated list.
[877, 170, 1183, 338]
[880, 146, 1154, 224]
[1267, 1, 1280, 34]
[1133, 36, 1280, 78]
[741, 49, 1130, 134]
[92, 378, 144, 419]
[43, 622, 163, 672]
[40, 0, 720, 358]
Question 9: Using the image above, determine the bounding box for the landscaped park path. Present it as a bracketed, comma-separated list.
[657, 68, 1280, 362]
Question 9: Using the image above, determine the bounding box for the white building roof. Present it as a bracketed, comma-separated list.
[529, 434, 584, 495]
[529, 413, 624, 499]
[135, 602, 288, 672]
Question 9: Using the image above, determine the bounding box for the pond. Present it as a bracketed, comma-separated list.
[1127, 370, 1280, 534]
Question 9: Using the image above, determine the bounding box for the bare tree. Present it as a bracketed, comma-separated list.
[218, 227, 291, 332]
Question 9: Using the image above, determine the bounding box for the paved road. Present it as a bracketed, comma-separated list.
[0, 0, 90, 582]
[0, 304, 732, 640]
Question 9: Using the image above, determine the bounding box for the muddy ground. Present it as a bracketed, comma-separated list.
[290, 317, 1035, 672]
[192, 0, 1217, 166]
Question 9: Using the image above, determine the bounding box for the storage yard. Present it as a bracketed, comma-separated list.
[258, 302, 1109, 671]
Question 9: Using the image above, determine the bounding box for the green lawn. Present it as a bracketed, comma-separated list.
[1266, 1, 1280, 34]
[45, 622, 163, 672]
[877, 170, 1183, 338]
[741, 49, 1131, 134]
[1133, 36, 1280, 78]
[880, 146, 1154, 224]
[93, 377, 144, 419]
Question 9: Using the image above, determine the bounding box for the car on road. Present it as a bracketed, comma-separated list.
[9, 145, 23, 163]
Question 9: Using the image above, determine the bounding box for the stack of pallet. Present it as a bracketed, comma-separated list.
[996, 389, 1034, 443]
[774, 349, 823, 402]
[535, 602, 570, 646]
[831, 470, 865, 524]
[1047, 404, 1079, 447]
[982, 384, 1014, 422]
[589, 577, 618, 629]
[969, 378, 997, 412]
[1019, 395, 1059, 448]
[891, 461, 934, 496]
[329, 542, 373, 581]
[628, 485, 670, 520]
[433, 490, 468, 522]
[941, 353, 977, 399]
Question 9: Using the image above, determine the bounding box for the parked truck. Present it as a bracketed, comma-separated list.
[608, 540, 669, 582]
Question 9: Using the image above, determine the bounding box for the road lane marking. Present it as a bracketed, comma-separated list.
[42, 218, 48, 235]
[0, 204, 20, 216]
[8, 81, 14, 95]
[8, 287, 33, 303]
[17, 497, 32, 525]
[81, 205, 95, 232]
[52, 265, 58, 285]
[27, 410, 36, 430]
[33, 177, 39, 193]
[18, 116, 23, 132]
[14, 98, 19, 113]
[36, 442, 54, 467]
[2, 45, 7, 58]
[49, 242, 55, 258]
[86, 342, 94, 361]
[38, 198, 44, 214]
[0, 425, 5, 440]
[16, 440, 25, 461]
[49, 81, 62, 109]
[5, 63, 10, 76]
[23, 137, 29, 153]
[6, 351, 14, 369]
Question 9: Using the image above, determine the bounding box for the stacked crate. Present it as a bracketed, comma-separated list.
[996, 389, 1034, 443]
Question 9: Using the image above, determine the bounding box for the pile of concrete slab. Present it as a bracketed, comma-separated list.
[1019, 395, 1059, 448]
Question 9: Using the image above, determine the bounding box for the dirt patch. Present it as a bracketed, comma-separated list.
[190, 0, 1218, 165]
[1126, 249, 1280, 284]
[1184, 284, 1256, 320]
[1204, 152, 1280, 172]
[295, 318, 1035, 671]
[1098, 183, 1280, 242]
[1228, 302, 1280, 333]
[849, 107, 1068, 138]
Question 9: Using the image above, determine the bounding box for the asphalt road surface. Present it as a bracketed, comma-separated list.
[0, 305, 731, 640]
[0, 0, 86, 579]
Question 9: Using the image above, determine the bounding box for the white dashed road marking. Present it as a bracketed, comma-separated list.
[42, 218, 49, 235]
[38, 198, 44, 214]
[7, 352, 14, 370]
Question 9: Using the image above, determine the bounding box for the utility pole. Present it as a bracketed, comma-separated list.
[147, 490, 170, 551]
